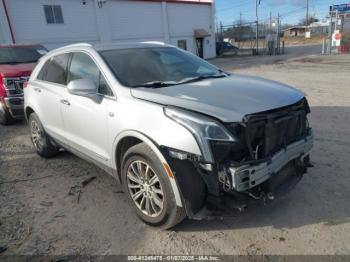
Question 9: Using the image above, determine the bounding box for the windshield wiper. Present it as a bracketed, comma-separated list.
[177, 74, 227, 85]
[0, 60, 37, 65]
[133, 81, 178, 88]
[133, 73, 228, 88]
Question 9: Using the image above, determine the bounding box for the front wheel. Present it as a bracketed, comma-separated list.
[122, 143, 186, 229]
[29, 113, 58, 158]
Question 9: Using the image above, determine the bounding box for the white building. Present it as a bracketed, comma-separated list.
[0, 0, 216, 59]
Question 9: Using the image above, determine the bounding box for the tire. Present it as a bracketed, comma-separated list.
[0, 106, 14, 125]
[28, 112, 58, 158]
[122, 143, 186, 229]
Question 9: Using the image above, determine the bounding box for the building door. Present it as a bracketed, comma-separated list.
[196, 38, 204, 58]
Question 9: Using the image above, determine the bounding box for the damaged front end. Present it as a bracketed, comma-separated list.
[164, 98, 314, 218]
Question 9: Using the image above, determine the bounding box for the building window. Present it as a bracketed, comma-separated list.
[177, 40, 187, 51]
[44, 5, 64, 24]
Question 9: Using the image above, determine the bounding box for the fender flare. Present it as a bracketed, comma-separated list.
[113, 130, 183, 207]
[24, 102, 40, 121]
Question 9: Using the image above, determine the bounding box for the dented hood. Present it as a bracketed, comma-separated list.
[131, 74, 305, 122]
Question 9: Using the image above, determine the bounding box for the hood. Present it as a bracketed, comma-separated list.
[131, 74, 305, 122]
[0, 63, 36, 77]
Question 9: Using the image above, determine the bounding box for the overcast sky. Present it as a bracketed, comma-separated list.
[215, 0, 347, 26]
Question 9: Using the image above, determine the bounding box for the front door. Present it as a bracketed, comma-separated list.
[61, 52, 114, 164]
[196, 38, 204, 58]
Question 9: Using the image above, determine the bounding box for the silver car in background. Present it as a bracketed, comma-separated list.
[24, 42, 313, 229]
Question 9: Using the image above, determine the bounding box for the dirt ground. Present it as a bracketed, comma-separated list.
[0, 54, 350, 256]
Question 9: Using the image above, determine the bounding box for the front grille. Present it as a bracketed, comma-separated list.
[244, 99, 310, 160]
[221, 99, 310, 164]
[247, 108, 308, 159]
[4, 76, 29, 97]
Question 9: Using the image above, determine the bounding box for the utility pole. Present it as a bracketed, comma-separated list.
[277, 13, 280, 54]
[220, 21, 223, 42]
[269, 12, 272, 31]
[306, 0, 309, 26]
[328, 11, 333, 54]
[255, 0, 259, 54]
[239, 11, 242, 48]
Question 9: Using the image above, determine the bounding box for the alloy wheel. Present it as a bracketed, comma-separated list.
[127, 160, 164, 217]
[30, 120, 43, 151]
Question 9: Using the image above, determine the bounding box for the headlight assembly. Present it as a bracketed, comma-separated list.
[164, 107, 235, 163]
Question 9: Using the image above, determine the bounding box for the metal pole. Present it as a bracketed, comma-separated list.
[256, 0, 259, 55]
[328, 12, 333, 55]
[277, 13, 280, 54]
[220, 22, 223, 42]
[335, 10, 338, 31]
[239, 11, 242, 48]
[322, 37, 326, 55]
[306, 0, 309, 27]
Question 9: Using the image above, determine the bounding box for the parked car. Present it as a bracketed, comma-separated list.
[216, 41, 239, 56]
[24, 42, 313, 229]
[0, 44, 47, 125]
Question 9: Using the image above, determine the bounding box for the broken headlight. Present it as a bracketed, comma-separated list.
[164, 107, 235, 163]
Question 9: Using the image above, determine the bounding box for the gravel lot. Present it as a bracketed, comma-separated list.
[0, 53, 350, 256]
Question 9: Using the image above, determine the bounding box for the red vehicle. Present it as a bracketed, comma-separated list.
[0, 44, 47, 125]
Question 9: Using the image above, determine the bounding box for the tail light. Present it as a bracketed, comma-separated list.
[0, 76, 6, 98]
[2, 76, 29, 96]
[23, 81, 28, 88]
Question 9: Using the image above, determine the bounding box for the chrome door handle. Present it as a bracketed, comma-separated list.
[34, 87, 41, 93]
[60, 99, 70, 106]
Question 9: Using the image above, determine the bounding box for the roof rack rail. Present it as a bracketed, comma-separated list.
[141, 41, 166, 45]
[51, 42, 92, 52]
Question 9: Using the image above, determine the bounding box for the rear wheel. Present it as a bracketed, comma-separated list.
[122, 143, 186, 229]
[29, 113, 58, 158]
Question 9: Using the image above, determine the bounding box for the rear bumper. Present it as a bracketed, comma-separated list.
[3, 97, 24, 119]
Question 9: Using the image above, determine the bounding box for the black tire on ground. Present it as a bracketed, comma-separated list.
[0, 106, 14, 125]
[122, 143, 186, 229]
[28, 112, 58, 158]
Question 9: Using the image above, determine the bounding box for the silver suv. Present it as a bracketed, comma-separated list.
[24, 42, 313, 229]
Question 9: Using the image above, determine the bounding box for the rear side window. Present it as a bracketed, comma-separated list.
[38, 53, 70, 85]
[68, 52, 113, 96]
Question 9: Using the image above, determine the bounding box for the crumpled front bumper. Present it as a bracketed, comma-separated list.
[228, 131, 314, 192]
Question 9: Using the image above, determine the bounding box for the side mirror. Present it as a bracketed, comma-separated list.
[67, 78, 97, 98]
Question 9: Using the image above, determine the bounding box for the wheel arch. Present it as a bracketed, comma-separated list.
[113, 130, 183, 207]
[24, 106, 35, 121]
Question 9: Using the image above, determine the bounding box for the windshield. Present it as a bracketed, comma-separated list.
[99, 47, 223, 87]
[0, 46, 46, 64]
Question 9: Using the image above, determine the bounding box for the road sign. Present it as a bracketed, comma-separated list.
[330, 3, 350, 13]
[332, 30, 342, 47]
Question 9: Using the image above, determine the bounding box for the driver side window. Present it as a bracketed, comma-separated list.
[68, 52, 113, 96]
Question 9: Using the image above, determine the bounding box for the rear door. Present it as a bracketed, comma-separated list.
[33, 53, 70, 143]
[61, 52, 113, 164]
